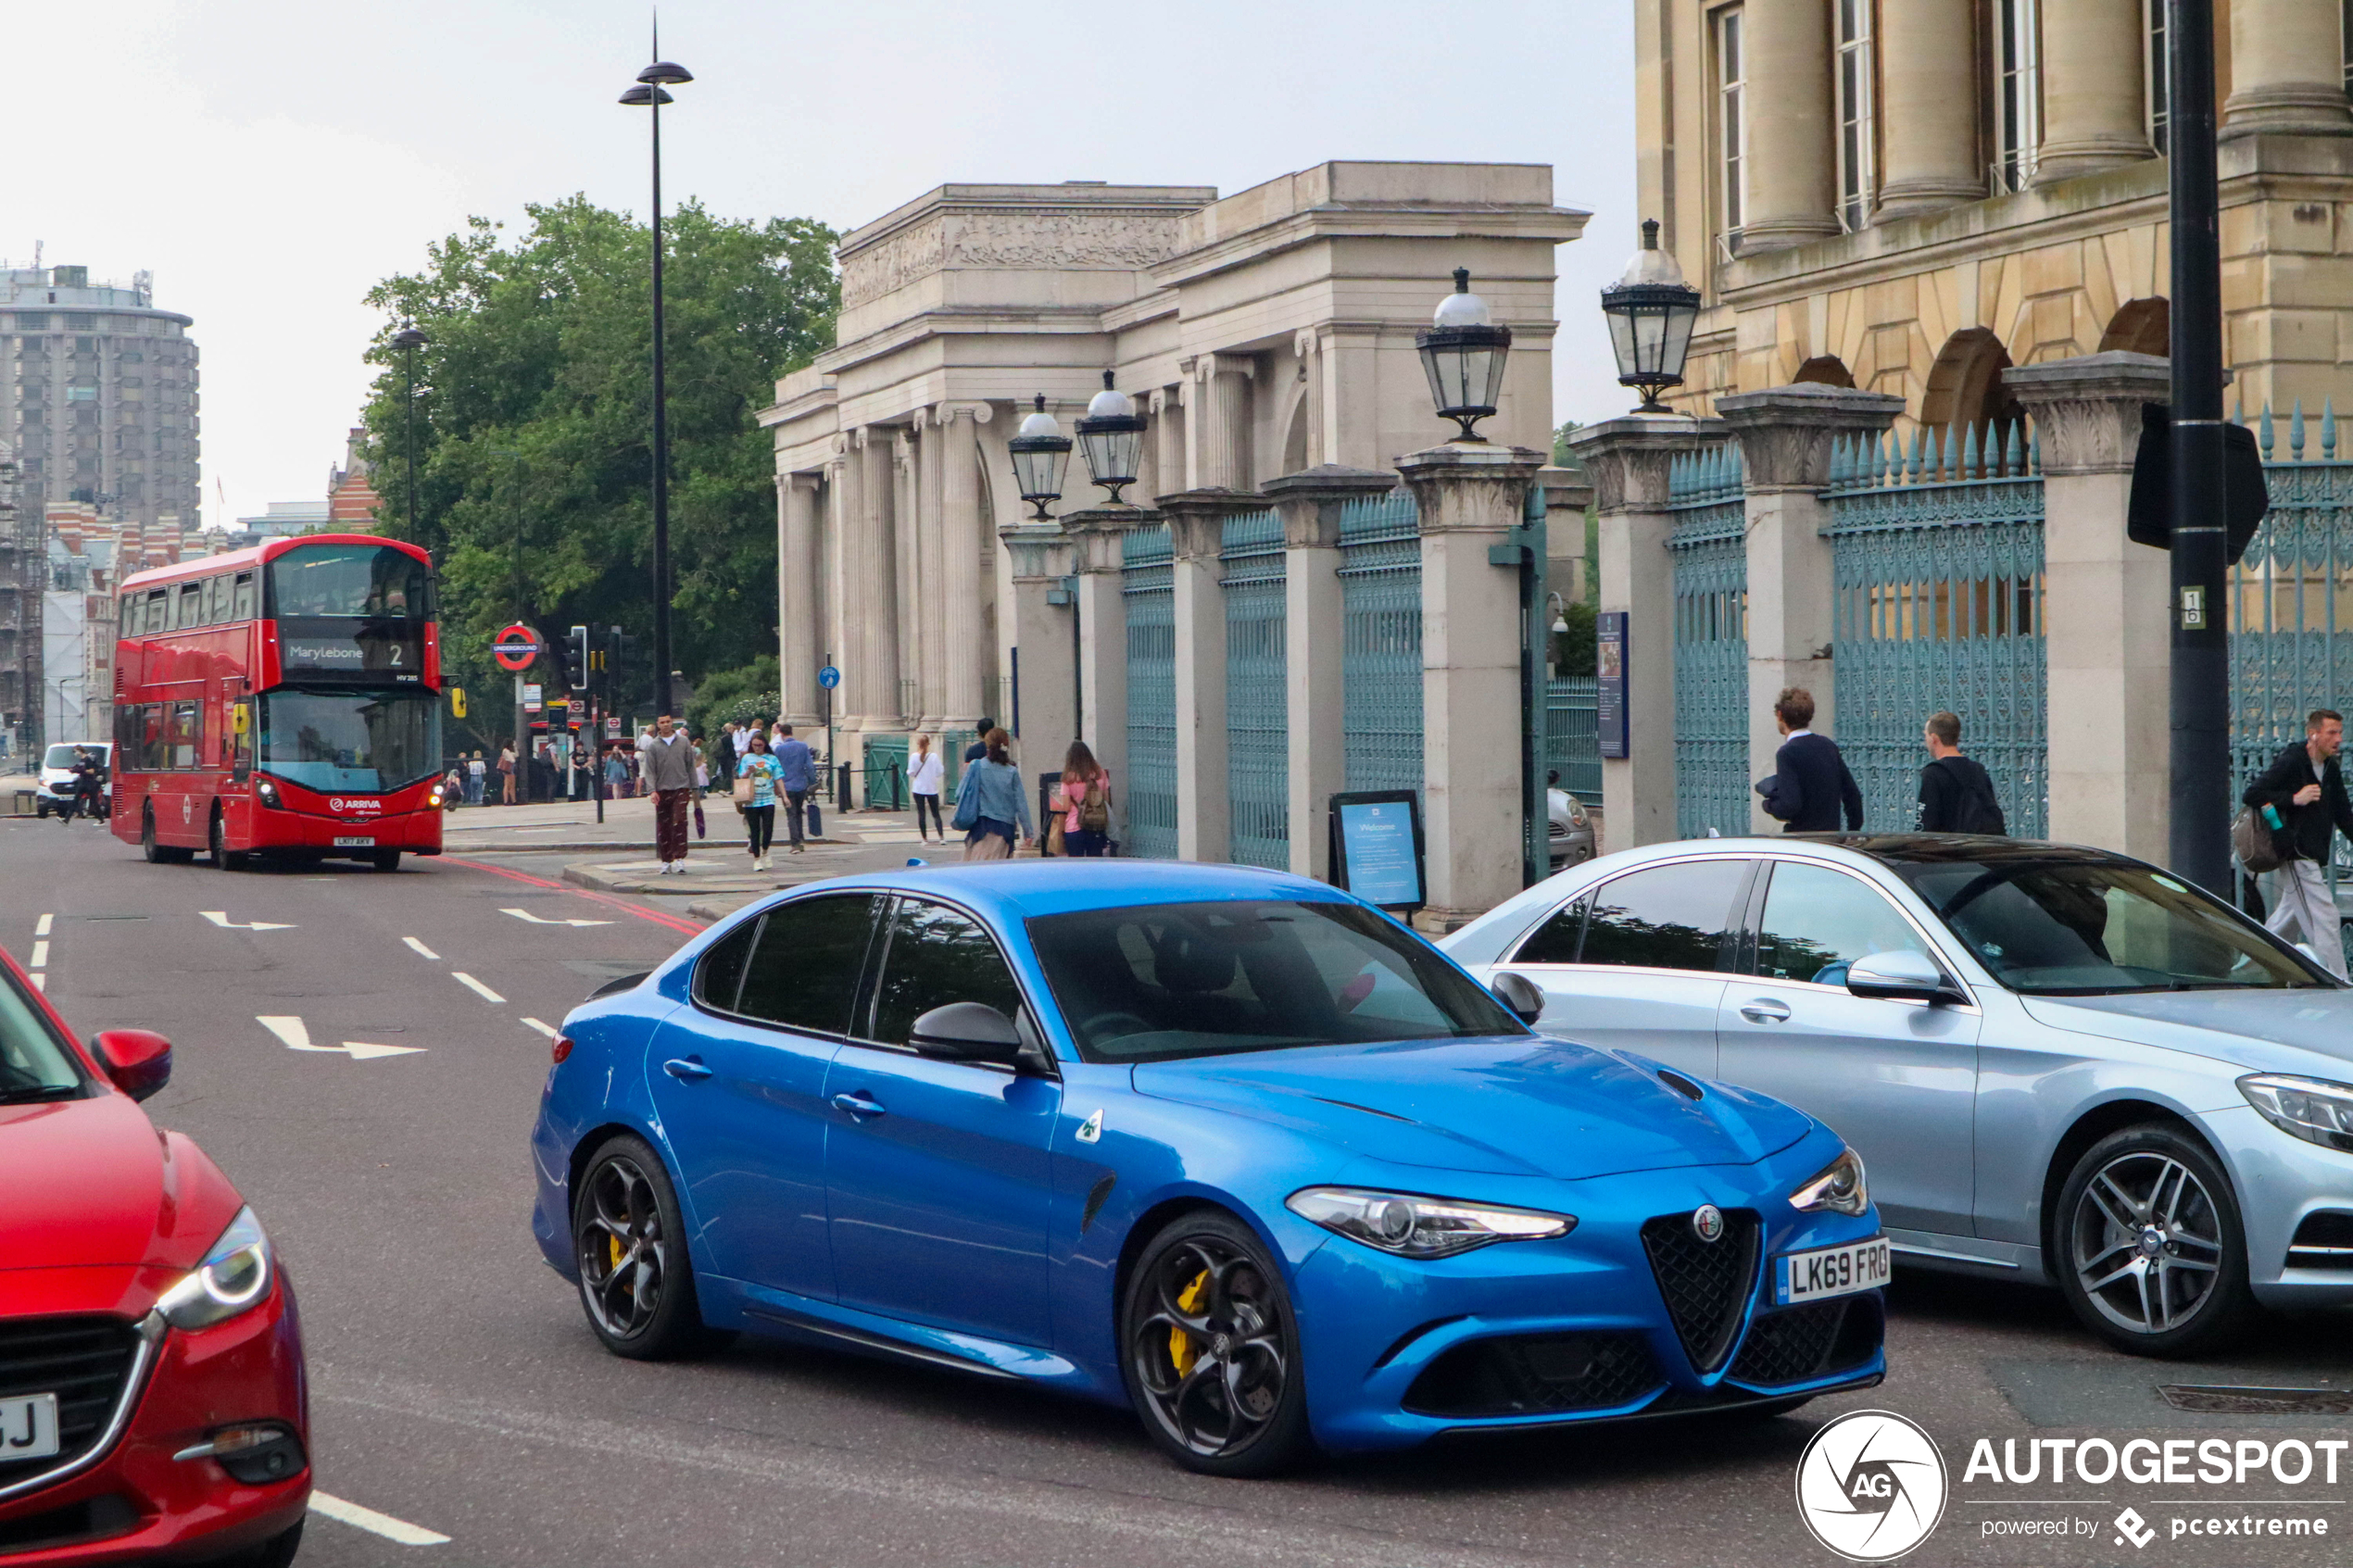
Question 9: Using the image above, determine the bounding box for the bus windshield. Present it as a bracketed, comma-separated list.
[266, 545, 431, 620]
[257, 689, 439, 794]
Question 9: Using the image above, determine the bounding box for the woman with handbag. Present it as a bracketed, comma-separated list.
[950, 728, 1033, 860]
[1048, 740, 1114, 858]
[735, 731, 785, 872]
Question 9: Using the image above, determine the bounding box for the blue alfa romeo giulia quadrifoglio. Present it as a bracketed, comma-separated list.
[527, 861, 1889, 1474]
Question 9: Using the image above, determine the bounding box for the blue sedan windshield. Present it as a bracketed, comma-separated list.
[1026, 898, 1522, 1062]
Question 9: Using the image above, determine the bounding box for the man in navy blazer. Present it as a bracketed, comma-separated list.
[1756, 686, 1863, 833]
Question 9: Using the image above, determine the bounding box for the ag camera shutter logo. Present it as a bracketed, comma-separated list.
[1795, 1410, 1948, 1562]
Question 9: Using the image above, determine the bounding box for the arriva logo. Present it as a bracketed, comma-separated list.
[1795, 1410, 1949, 1562]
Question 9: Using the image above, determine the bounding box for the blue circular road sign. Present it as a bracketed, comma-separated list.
[817, 665, 841, 690]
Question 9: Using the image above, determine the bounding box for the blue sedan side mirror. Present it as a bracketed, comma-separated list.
[910, 1002, 1025, 1067]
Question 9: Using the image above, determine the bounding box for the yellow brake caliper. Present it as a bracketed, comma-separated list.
[1169, 1270, 1210, 1374]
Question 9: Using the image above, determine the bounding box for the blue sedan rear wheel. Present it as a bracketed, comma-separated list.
[1122, 1211, 1312, 1476]
[573, 1135, 725, 1361]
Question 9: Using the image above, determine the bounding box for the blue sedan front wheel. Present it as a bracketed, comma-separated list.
[1123, 1211, 1313, 1476]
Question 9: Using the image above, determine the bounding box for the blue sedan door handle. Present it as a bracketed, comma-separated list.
[833, 1090, 887, 1119]
[662, 1057, 713, 1081]
[1738, 998, 1793, 1024]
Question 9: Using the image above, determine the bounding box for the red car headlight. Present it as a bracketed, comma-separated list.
[155, 1207, 274, 1330]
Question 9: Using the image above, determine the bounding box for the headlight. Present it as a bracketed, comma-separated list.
[255, 779, 279, 807]
[2240, 1073, 2353, 1153]
[1790, 1148, 1869, 1216]
[1285, 1186, 1574, 1259]
[1567, 798, 1590, 826]
[155, 1207, 272, 1330]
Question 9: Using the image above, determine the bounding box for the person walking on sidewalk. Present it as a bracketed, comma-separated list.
[951, 728, 1033, 860]
[908, 733, 945, 841]
[466, 750, 487, 806]
[497, 744, 517, 805]
[964, 719, 996, 766]
[639, 714, 698, 875]
[1048, 740, 1114, 858]
[736, 730, 784, 871]
[1916, 710, 2006, 834]
[774, 723, 817, 855]
[1756, 687, 1863, 833]
[2243, 709, 2353, 980]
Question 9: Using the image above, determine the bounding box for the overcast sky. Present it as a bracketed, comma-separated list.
[16, 1, 1636, 530]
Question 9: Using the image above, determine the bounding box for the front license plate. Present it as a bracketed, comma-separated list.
[1776, 1237, 1891, 1306]
[1, 1393, 60, 1461]
[333, 835, 377, 847]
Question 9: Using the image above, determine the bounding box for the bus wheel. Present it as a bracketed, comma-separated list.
[143, 805, 194, 864]
[210, 812, 248, 872]
[371, 849, 402, 872]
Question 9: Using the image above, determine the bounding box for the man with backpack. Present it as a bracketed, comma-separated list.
[1917, 710, 2006, 835]
[2241, 709, 2353, 980]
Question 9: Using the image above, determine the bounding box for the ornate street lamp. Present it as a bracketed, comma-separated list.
[1416, 268, 1513, 441]
[1600, 219, 1702, 414]
[1074, 371, 1146, 503]
[1008, 395, 1073, 520]
[621, 45, 693, 714]
[390, 324, 427, 554]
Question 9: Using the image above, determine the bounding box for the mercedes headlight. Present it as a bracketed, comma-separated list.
[1285, 1187, 1574, 1259]
[1790, 1148, 1870, 1216]
[2241, 1073, 2353, 1153]
[155, 1207, 273, 1330]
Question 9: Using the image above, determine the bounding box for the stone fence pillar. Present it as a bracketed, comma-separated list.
[1264, 466, 1399, 879]
[1538, 467, 1593, 607]
[1718, 385, 1905, 831]
[778, 472, 824, 727]
[1398, 441, 1547, 930]
[2007, 352, 2174, 860]
[1157, 488, 1265, 862]
[1572, 416, 1722, 851]
[1061, 505, 1159, 844]
[996, 522, 1077, 793]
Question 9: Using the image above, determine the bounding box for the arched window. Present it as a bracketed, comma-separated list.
[1920, 328, 2025, 441]
[2098, 297, 2170, 357]
[1793, 356, 1857, 388]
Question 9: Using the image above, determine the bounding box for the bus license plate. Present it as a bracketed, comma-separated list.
[0, 1393, 59, 1461]
[333, 835, 377, 847]
[1776, 1237, 1890, 1306]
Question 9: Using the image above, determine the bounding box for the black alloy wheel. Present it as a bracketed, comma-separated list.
[2054, 1123, 2254, 1357]
[1122, 1210, 1312, 1476]
[572, 1135, 720, 1360]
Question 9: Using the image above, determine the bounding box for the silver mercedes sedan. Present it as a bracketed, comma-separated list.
[1441, 834, 2353, 1358]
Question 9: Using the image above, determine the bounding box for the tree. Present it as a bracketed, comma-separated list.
[356, 196, 837, 730]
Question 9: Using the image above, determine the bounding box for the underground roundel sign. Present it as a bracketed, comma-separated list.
[492, 623, 543, 672]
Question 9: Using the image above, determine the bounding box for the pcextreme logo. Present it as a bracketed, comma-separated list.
[1795, 1410, 1950, 1562]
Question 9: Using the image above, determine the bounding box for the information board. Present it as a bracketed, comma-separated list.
[1326, 790, 1426, 911]
[1597, 610, 1629, 760]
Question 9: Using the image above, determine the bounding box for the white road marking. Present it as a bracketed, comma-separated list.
[257, 1015, 426, 1061]
[499, 907, 612, 927]
[521, 1017, 559, 1037]
[33, 913, 51, 936]
[308, 1490, 450, 1547]
[452, 972, 505, 1003]
[29, 941, 47, 969]
[200, 910, 295, 931]
[402, 936, 440, 960]
[30, 974, 44, 992]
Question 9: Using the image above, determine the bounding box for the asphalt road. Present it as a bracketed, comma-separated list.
[9, 813, 2353, 1568]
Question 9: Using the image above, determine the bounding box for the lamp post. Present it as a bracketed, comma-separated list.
[391, 325, 427, 556]
[1075, 371, 1146, 503]
[1008, 395, 1073, 519]
[621, 49, 692, 718]
[1599, 220, 1703, 414]
[1416, 269, 1514, 441]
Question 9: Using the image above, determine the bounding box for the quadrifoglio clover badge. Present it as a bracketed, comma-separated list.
[1795, 1410, 1950, 1562]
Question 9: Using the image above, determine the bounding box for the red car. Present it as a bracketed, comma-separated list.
[0, 947, 308, 1565]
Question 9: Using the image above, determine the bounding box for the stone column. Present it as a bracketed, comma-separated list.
[2007, 352, 2174, 859]
[854, 428, 902, 736]
[1264, 465, 1399, 878]
[1156, 488, 1264, 862]
[937, 404, 992, 726]
[915, 411, 948, 726]
[1397, 441, 1548, 930]
[1876, 0, 1982, 220]
[996, 521, 1076, 792]
[1739, 0, 1839, 253]
[2224, 0, 2353, 138]
[1150, 389, 1182, 504]
[1538, 467, 1593, 608]
[1717, 385, 1904, 831]
[2032, 0, 2156, 185]
[1293, 329, 1329, 468]
[1063, 505, 1159, 843]
[892, 428, 920, 725]
[1571, 417, 1722, 851]
[778, 472, 824, 726]
[1199, 357, 1254, 491]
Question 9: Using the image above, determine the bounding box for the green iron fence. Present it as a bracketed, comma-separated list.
[1339, 486, 1423, 797]
[1546, 677, 1601, 804]
[862, 733, 910, 810]
[1222, 507, 1289, 869]
[1667, 444, 1749, 836]
[1123, 523, 1177, 859]
[1822, 420, 2047, 837]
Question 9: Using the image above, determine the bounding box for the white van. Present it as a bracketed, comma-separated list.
[35, 741, 113, 820]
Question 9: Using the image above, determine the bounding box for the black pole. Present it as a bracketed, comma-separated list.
[403, 343, 420, 554]
[2167, 0, 2231, 895]
[648, 88, 673, 719]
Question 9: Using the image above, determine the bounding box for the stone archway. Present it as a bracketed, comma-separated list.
[1920, 328, 2025, 438]
[1793, 355, 1856, 387]
[2098, 297, 2171, 357]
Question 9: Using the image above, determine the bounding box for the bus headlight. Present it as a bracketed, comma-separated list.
[255, 780, 279, 808]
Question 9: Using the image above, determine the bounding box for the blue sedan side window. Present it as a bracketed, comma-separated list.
[868, 898, 1026, 1046]
[736, 894, 885, 1035]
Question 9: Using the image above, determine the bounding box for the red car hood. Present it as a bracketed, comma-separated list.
[0, 1093, 241, 1273]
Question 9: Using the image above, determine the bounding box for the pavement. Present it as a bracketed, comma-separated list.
[11, 813, 2353, 1567]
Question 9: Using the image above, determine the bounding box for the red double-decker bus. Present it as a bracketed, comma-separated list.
[110, 533, 448, 870]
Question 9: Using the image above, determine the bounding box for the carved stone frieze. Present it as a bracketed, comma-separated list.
[840, 210, 1187, 308]
[1716, 386, 1905, 492]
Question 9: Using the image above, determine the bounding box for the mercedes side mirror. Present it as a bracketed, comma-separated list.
[909, 1002, 1025, 1067]
[94, 1029, 173, 1101]
[1845, 951, 1963, 1006]
[1491, 971, 1546, 1024]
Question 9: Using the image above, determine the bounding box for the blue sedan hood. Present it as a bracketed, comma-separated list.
[1130, 1035, 1814, 1181]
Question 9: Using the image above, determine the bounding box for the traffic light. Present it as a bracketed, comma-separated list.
[568, 625, 591, 692]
